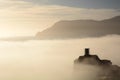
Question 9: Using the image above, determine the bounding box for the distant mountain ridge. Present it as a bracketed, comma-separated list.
[0, 16, 120, 41]
[36, 16, 120, 39]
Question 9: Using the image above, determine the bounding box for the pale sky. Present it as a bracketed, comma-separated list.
[0, 0, 120, 37]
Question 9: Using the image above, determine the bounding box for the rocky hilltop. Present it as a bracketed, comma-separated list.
[74, 48, 120, 80]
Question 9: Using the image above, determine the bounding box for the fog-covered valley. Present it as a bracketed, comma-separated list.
[0, 35, 120, 80]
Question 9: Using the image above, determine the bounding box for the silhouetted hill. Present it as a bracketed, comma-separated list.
[36, 16, 120, 39]
[103, 16, 120, 22]
[74, 48, 120, 80]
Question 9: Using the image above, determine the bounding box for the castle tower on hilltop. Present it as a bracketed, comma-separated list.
[74, 48, 112, 65]
[84, 48, 90, 57]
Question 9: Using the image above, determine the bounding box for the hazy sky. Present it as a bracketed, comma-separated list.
[24, 0, 120, 9]
[0, 0, 120, 37]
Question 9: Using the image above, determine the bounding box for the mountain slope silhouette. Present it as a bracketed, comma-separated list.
[36, 16, 120, 39]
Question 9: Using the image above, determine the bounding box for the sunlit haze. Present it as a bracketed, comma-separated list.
[0, 0, 120, 80]
[0, 0, 120, 37]
[0, 36, 120, 80]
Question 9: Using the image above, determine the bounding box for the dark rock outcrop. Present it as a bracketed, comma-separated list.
[74, 48, 112, 66]
[74, 48, 120, 80]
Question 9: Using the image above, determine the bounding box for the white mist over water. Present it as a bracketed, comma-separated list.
[0, 35, 120, 80]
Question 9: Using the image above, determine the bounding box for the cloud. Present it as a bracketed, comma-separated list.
[1, 1, 119, 18]
[0, 0, 120, 37]
[0, 0, 120, 20]
[20, 0, 120, 9]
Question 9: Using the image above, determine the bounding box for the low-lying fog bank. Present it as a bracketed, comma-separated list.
[0, 35, 120, 80]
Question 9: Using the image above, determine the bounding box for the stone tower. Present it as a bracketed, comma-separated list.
[84, 48, 90, 56]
